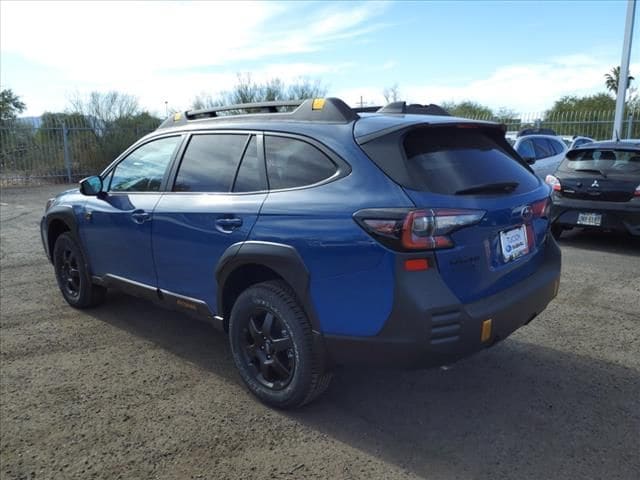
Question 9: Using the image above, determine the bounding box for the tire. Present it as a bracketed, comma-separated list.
[53, 232, 106, 308]
[229, 280, 332, 408]
[551, 223, 563, 239]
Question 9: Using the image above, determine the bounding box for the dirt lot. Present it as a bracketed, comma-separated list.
[1, 185, 639, 480]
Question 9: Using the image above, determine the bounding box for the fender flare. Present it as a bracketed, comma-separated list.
[215, 241, 321, 332]
[43, 205, 81, 261]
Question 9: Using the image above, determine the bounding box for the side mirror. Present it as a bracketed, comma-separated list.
[523, 157, 536, 165]
[79, 175, 103, 196]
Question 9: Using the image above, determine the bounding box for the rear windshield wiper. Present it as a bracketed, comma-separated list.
[455, 182, 519, 195]
[572, 168, 608, 178]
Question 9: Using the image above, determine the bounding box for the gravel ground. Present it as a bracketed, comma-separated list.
[1, 185, 639, 480]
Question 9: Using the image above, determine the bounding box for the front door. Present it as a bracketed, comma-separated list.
[80, 135, 183, 286]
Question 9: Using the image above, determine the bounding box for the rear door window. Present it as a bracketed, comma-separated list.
[174, 134, 248, 192]
[265, 136, 337, 190]
[532, 138, 554, 159]
[393, 127, 539, 194]
[548, 139, 565, 155]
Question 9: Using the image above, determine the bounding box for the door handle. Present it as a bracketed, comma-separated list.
[131, 210, 151, 224]
[215, 217, 243, 232]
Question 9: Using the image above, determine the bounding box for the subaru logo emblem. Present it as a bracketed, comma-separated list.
[591, 180, 600, 188]
[520, 206, 533, 221]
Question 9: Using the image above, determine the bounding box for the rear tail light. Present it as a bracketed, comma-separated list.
[355, 208, 485, 251]
[531, 197, 550, 218]
[635, 185, 640, 197]
[545, 175, 561, 192]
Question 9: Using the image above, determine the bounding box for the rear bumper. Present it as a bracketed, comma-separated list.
[324, 237, 561, 368]
[550, 195, 640, 236]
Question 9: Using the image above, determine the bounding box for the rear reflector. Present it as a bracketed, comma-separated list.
[404, 258, 429, 271]
[481, 319, 492, 342]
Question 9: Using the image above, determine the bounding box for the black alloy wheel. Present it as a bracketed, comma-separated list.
[58, 247, 81, 299]
[53, 232, 106, 308]
[229, 280, 332, 408]
[242, 309, 295, 390]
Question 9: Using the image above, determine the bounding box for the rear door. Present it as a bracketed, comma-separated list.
[362, 125, 551, 303]
[556, 147, 640, 202]
[152, 132, 267, 311]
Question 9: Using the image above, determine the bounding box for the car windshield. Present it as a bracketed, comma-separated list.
[560, 149, 640, 173]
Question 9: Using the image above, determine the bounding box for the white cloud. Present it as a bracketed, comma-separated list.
[0, 0, 385, 114]
[336, 56, 638, 113]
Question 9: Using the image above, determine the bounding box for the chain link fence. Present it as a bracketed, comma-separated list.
[1, 115, 158, 186]
[1, 110, 639, 186]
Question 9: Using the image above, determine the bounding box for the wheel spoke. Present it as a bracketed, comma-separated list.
[68, 267, 80, 278]
[262, 312, 274, 337]
[271, 336, 293, 352]
[248, 318, 262, 343]
[260, 359, 271, 379]
[245, 343, 257, 358]
[271, 356, 290, 378]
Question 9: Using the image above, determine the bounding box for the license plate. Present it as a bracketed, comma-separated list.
[500, 225, 529, 262]
[577, 212, 602, 226]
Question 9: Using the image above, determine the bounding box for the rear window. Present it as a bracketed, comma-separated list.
[377, 127, 539, 194]
[560, 149, 640, 174]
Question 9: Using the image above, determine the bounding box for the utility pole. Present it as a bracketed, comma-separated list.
[613, 0, 636, 140]
[164, 101, 169, 117]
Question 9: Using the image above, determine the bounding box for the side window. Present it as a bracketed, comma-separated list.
[532, 138, 553, 159]
[265, 136, 337, 190]
[549, 139, 564, 155]
[516, 139, 535, 159]
[233, 136, 266, 192]
[174, 134, 248, 192]
[109, 136, 181, 192]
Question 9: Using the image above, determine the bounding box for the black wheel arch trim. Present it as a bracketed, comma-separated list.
[215, 241, 321, 332]
[43, 205, 83, 263]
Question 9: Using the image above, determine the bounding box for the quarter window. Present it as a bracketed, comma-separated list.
[265, 136, 337, 190]
[174, 134, 248, 192]
[109, 136, 181, 192]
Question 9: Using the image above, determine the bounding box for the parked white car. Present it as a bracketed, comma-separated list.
[513, 134, 568, 178]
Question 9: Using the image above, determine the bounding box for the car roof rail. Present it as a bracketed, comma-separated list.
[158, 97, 360, 129]
[378, 101, 451, 116]
[186, 100, 303, 119]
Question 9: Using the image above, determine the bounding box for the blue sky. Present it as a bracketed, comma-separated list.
[1, 0, 637, 116]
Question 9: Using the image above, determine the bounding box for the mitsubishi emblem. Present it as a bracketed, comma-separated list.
[591, 180, 600, 188]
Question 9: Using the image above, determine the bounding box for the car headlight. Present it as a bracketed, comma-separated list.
[45, 198, 55, 212]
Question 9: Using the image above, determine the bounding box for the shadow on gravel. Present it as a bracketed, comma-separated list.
[558, 228, 640, 255]
[87, 292, 639, 480]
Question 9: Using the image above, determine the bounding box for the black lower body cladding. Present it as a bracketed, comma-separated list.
[323, 237, 561, 369]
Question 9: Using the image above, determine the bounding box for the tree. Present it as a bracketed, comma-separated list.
[441, 101, 494, 119]
[192, 74, 328, 109]
[0, 89, 26, 124]
[604, 66, 634, 94]
[69, 91, 142, 128]
[382, 84, 401, 103]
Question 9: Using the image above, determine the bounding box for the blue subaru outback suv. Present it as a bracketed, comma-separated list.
[41, 98, 561, 408]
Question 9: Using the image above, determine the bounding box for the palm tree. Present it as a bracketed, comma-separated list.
[605, 66, 634, 93]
